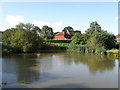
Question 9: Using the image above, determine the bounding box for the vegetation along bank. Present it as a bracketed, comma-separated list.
[1, 21, 119, 56]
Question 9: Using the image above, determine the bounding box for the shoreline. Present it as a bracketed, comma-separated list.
[2, 49, 119, 57]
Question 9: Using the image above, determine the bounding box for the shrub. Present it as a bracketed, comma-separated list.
[2, 43, 14, 54]
[67, 44, 107, 55]
[87, 31, 116, 50]
[95, 47, 107, 55]
[44, 39, 72, 43]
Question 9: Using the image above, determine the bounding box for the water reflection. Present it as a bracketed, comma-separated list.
[65, 53, 115, 74]
[2, 52, 118, 88]
[2, 54, 41, 84]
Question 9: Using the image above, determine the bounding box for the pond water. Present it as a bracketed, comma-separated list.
[2, 52, 118, 88]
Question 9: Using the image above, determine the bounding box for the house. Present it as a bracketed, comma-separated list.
[54, 32, 72, 40]
[116, 34, 120, 42]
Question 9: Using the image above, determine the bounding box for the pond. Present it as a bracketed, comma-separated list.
[2, 52, 118, 88]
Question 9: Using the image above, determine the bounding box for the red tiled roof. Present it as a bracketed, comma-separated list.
[116, 34, 120, 38]
[55, 32, 65, 36]
[55, 32, 71, 36]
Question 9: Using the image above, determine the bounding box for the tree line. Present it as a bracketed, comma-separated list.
[1, 21, 118, 54]
[71, 21, 117, 50]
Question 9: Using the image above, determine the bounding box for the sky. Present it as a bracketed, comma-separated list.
[0, 2, 118, 35]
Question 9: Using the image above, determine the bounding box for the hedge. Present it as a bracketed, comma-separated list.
[44, 39, 72, 43]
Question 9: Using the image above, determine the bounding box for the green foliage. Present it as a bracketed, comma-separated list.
[40, 25, 54, 39]
[2, 43, 14, 54]
[114, 43, 119, 49]
[68, 44, 93, 53]
[71, 33, 88, 45]
[68, 44, 107, 55]
[107, 49, 119, 54]
[49, 43, 69, 48]
[74, 30, 81, 34]
[85, 21, 101, 35]
[0, 31, 2, 42]
[71, 33, 82, 44]
[87, 31, 116, 49]
[62, 26, 75, 39]
[45, 39, 72, 43]
[2, 23, 43, 53]
[71, 21, 116, 50]
[95, 47, 107, 55]
[40, 42, 67, 51]
[2, 21, 117, 55]
[62, 26, 74, 34]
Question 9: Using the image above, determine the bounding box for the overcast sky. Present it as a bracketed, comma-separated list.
[0, 2, 118, 35]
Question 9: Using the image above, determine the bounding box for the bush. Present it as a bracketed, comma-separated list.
[71, 33, 88, 45]
[40, 42, 67, 51]
[114, 42, 120, 49]
[87, 31, 116, 50]
[2, 25, 43, 53]
[68, 44, 92, 53]
[95, 47, 107, 55]
[2, 43, 14, 54]
[44, 39, 72, 43]
[107, 49, 119, 54]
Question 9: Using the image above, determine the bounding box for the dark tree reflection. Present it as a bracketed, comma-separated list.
[66, 52, 115, 74]
[2, 54, 41, 84]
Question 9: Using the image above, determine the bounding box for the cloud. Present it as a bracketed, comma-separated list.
[6, 16, 24, 26]
[0, 26, 7, 31]
[32, 20, 63, 32]
[6, 16, 63, 32]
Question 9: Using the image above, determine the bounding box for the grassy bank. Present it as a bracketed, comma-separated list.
[2, 41, 119, 56]
[67, 44, 107, 55]
[43, 42, 107, 55]
[107, 49, 119, 55]
[40, 42, 68, 51]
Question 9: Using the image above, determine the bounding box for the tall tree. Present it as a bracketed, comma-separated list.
[16, 23, 41, 35]
[62, 26, 74, 34]
[71, 33, 88, 45]
[87, 31, 116, 49]
[62, 26, 74, 39]
[2, 23, 43, 53]
[85, 21, 101, 35]
[40, 25, 54, 39]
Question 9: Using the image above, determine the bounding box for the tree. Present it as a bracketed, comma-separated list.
[71, 33, 82, 44]
[33, 26, 41, 35]
[0, 31, 2, 42]
[40, 25, 54, 39]
[21, 30, 43, 52]
[2, 23, 43, 53]
[16, 23, 41, 35]
[62, 26, 74, 39]
[74, 30, 81, 34]
[62, 26, 74, 34]
[71, 32, 88, 45]
[71, 33, 88, 45]
[87, 31, 116, 49]
[85, 21, 101, 35]
[2, 28, 18, 44]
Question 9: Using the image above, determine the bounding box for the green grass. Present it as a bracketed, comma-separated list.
[50, 43, 70, 47]
[106, 49, 119, 54]
[43, 42, 108, 55]
[40, 42, 68, 51]
[67, 44, 107, 55]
